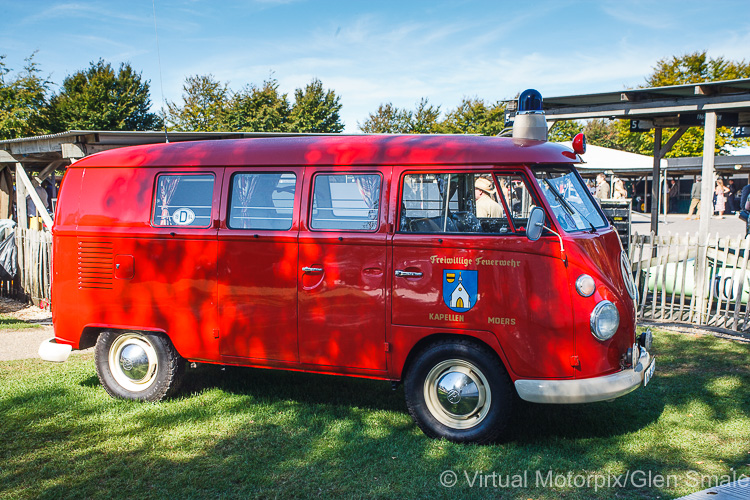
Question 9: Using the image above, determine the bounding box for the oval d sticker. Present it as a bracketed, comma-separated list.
[171, 208, 195, 226]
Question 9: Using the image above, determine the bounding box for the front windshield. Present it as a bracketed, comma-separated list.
[533, 166, 608, 232]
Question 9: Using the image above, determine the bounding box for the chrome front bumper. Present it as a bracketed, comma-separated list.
[38, 338, 72, 362]
[514, 348, 654, 404]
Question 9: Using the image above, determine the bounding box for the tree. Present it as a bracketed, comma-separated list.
[166, 74, 228, 132]
[0, 53, 51, 139]
[547, 120, 583, 143]
[440, 98, 505, 136]
[289, 79, 344, 133]
[646, 51, 750, 87]
[409, 98, 442, 133]
[360, 97, 506, 135]
[358, 103, 409, 133]
[358, 98, 441, 134]
[49, 59, 161, 132]
[225, 78, 291, 132]
[582, 119, 622, 150]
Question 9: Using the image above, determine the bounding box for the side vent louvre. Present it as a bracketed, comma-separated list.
[78, 240, 114, 289]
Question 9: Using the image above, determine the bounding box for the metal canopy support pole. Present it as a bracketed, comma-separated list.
[662, 167, 668, 217]
[650, 127, 662, 235]
[695, 111, 718, 324]
[660, 126, 689, 158]
[658, 126, 689, 219]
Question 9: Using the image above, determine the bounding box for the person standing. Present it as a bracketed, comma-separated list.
[714, 179, 730, 218]
[595, 173, 610, 200]
[739, 183, 750, 221]
[685, 176, 702, 219]
[727, 179, 737, 214]
[613, 178, 628, 199]
[26, 184, 49, 217]
[667, 179, 679, 213]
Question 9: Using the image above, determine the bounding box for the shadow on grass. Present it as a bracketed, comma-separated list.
[79, 375, 100, 388]
[174, 361, 667, 442]
[180, 363, 408, 412]
[1, 330, 748, 499]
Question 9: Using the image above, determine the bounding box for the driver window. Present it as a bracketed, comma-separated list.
[399, 172, 514, 234]
[495, 174, 537, 232]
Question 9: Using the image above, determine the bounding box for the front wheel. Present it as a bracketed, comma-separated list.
[404, 340, 513, 443]
[95, 331, 185, 401]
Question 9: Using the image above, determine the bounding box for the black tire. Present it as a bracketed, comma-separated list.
[404, 339, 513, 444]
[95, 330, 185, 401]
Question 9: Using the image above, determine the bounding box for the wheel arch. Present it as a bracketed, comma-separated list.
[398, 331, 514, 384]
[79, 325, 171, 351]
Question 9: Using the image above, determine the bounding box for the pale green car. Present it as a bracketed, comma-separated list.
[644, 257, 750, 304]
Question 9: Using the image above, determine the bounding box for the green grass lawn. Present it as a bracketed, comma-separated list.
[0, 314, 42, 330]
[1, 328, 749, 499]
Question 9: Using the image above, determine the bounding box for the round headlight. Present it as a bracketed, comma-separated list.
[621, 251, 636, 299]
[590, 300, 620, 341]
[576, 274, 596, 297]
[638, 329, 653, 351]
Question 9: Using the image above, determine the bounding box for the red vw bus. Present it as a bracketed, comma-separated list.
[41, 92, 654, 443]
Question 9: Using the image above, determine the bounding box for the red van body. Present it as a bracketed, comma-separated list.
[43, 134, 654, 443]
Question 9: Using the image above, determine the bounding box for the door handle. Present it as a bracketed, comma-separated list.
[302, 266, 324, 273]
[395, 270, 423, 278]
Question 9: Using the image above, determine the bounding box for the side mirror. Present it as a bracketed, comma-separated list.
[526, 206, 545, 242]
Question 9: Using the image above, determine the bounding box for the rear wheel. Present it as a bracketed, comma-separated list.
[404, 340, 513, 443]
[95, 331, 185, 401]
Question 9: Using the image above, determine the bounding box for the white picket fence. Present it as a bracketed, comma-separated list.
[630, 232, 750, 331]
[15, 227, 53, 308]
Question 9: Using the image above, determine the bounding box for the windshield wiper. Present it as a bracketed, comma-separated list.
[543, 178, 596, 233]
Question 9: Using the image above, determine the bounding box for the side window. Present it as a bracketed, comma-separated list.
[310, 174, 381, 231]
[400, 172, 511, 234]
[152, 174, 214, 227]
[495, 174, 537, 231]
[228, 173, 296, 230]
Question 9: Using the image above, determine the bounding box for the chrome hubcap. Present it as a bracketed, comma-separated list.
[108, 333, 159, 392]
[424, 359, 491, 429]
[436, 371, 480, 417]
[119, 344, 149, 381]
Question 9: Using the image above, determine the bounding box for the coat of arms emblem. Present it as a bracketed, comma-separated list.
[442, 270, 478, 313]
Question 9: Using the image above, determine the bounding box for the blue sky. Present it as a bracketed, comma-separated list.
[1, 0, 749, 132]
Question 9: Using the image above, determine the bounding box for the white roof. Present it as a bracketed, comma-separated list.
[562, 142, 666, 173]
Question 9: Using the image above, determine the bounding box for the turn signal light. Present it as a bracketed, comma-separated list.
[575, 274, 596, 297]
[572, 133, 586, 154]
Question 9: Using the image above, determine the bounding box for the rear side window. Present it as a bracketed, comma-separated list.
[228, 173, 296, 230]
[152, 174, 214, 227]
[310, 174, 381, 231]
